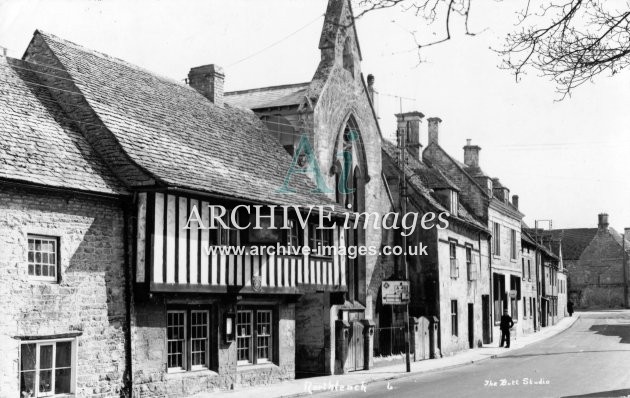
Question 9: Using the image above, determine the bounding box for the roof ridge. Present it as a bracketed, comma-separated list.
[225, 82, 310, 96]
[36, 29, 190, 89]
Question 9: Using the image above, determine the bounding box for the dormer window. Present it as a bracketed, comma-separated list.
[435, 188, 458, 217]
[450, 190, 458, 216]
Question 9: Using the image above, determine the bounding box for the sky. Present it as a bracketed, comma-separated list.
[1, 0, 629, 231]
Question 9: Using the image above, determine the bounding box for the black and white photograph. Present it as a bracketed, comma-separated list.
[1, 0, 629, 397]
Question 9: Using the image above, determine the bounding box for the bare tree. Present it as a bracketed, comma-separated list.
[355, 0, 630, 97]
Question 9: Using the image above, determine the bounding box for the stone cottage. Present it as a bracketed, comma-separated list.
[379, 113, 491, 357]
[423, 126, 525, 343]
[545, 214, 630, 309]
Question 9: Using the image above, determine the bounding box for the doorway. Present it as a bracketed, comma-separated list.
[482, 295, 491, 344]
[467, 303, 474, 348]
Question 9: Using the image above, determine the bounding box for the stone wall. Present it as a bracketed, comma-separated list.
[131, 296, 295, 396]
[0, 184, 126, 397]
[568, 229, 626, 308]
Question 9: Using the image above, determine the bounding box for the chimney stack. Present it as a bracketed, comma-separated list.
[188, 64, 225, 107]
[396, 111, 425, 160]
[463, 139, 481, 168]
[624, 228, 630, 247]
[598, 213, 609, 231]
[512, 195, 519, 209]
[427, 117, 442, 145]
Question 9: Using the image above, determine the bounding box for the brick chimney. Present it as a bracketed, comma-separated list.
[427, 117, 442, 145]
[598, 213, 609, 231]
[188, 64, 225, 107]
[396, 111, 424, 160]
[512, 195, 519, 209]
[463, 139, 481, 168]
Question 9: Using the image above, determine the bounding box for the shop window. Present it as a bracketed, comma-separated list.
[20, 339, 74, 397]
[27, 235, 59, 282]
[166, 309, 210, 372]
[236, 307, 274, 365]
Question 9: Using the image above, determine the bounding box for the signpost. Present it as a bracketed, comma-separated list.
[381, 281, 411, 305]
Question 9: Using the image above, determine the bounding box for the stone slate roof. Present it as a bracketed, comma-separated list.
[225, 83, 309, 110]
[0, 56, 125, 195]
[36, 31, 343, 211]
[542, 229, 597, 260]
[381, 140, 488, 233]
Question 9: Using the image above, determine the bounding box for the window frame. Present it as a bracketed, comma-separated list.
[27, 235, 60, 283]
[236, 306, 275, 366]
[449, 240, 459, 279]
[492, 222, 501, 256]
[19, 338, 76, 398]
[450, 300, 458, 337]
[282, 219, 302, 249]
[510, 229, 517, 260]
[209, 213, 240, 247]
[308, 224, 333, 258]
[450, 190, 458, 216]
[166, 307, 211, 373]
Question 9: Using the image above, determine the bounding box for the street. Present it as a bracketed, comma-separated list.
[319, 311, 630, 398]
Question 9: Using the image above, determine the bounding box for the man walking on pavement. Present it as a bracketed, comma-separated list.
[500, 309, 514, 348]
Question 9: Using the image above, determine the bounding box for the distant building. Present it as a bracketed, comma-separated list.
[545, 214, 630, 309]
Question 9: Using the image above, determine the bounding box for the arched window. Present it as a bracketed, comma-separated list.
[342, 37, 354, 77]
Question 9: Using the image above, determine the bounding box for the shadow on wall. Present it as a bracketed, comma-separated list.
[562, 388, 630, 397]
[589, 324, 630, 344]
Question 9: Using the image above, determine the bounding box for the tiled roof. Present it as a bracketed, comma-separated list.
[381, 140, 488, 232]
[36, 31, 342, 210]
[225, 83, 309, 109]
[0, 56, 125, 195]
[542, 229, 597, 260]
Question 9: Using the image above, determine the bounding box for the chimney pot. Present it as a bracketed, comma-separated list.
[427, 117, 442, 145]
[188, 64, 225, 107]
[463, 139, 481, 168]
[598, 213, 609, 230]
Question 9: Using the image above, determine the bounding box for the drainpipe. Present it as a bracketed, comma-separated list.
[486, 234, 493, 343]
[123, 195, 135, 397]
[623, 230, 628, 308]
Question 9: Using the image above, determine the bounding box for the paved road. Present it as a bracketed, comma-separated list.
[319, 311, 630, 398]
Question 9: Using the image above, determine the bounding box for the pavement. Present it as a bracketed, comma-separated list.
[197, 314, 580, 398]
[319, 310, 630, 398]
